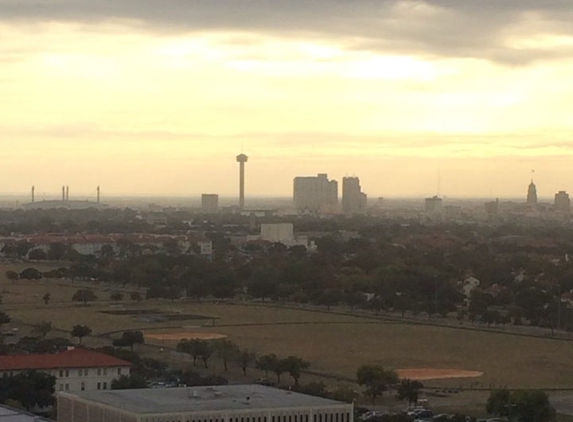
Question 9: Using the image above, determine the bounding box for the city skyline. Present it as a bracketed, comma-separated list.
[2, 1, 573, 197]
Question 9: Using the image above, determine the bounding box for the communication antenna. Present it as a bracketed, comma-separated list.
[437, 168, 441, 197]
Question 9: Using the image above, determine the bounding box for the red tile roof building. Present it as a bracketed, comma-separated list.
[0, 348, 131, 393]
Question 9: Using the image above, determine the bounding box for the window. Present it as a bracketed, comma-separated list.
[81, 382, 85, 391]
[78, 369, 82, 376]
[103, 382, 107, 390]
[65, 370, 69, 377]
[65, 384, 69, 391]
[59, 384, 63, 391]
[59, 370, 63, 377]
[103, 368, 107, 376]
[118, 368, 122, 375]
[84, 369, 88, 376]
[97, 369, 101, 376]
[97, 382, 101, 390]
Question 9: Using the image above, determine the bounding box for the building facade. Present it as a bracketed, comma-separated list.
[293, 174, 338, 213]
[201, 194, 219, 214]
[341, 177, 367, 215]
[555, 191, 570, 213]
[527, 181, 538, 205]
[58, 384, 353, 422]
[0, 348, 130, 394]
[424, 196, 442, 215]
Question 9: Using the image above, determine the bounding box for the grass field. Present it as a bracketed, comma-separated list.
[3, 263, 573, 414]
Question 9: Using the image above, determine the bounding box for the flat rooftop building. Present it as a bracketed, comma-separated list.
[58, 384, 353, 422]
[0, 404, 54, 422]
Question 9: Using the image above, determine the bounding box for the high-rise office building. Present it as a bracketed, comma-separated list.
[342, 177, 367, 214]
[425, 195, 443, 215]
[485, 199, 499, 216]
[527, 181, 537, 205]
[293, 173, 338, 213]
[201, 194, 219, 214]
[555, 191, 570, 213]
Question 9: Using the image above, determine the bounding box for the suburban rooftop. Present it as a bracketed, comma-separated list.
[63, 384, 351, 414]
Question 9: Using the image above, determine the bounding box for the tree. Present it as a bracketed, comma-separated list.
[270, 356, 288, 384]
[283, 356, 310, 386]
[248, 267, 279, 301]
[5, 270, 18, 282]
[47, 242, 69, 261]
[356, 364, 389, 404]
[72, 289, 97, 306]
[214, 339, 240, 371]
[256, 353, 278, 378]
[110, 291, 124, 301]
[199, 341, 214, 368]
[316, 289, 342, 310]
[0, 370, 55, 410]
[32, 321, 52, 338]
[28, 249, 47, 260]
[487, 389, 512, 417]
[71, 324, 92, 345]
[111, 374, 148, 390]
[511, 390, 555, 422]
[396, 379, 424, 407]
[43, 292, 51, 305]
[0, 311, 10, 329]
[19, 267, 42, 280]
[237, 349, 256, 376]
[177, 339, 210, 366]
[113, 330, 145, 351]
[487, 389, 556, 422]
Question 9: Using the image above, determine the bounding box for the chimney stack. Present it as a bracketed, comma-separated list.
[31, 186, 35, 203]
[97, 186, 100, 203]
[62, 186, 65, 201]
[66, 186, 69, 201]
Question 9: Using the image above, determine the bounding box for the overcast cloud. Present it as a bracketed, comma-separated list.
[2, 0, 573, 63]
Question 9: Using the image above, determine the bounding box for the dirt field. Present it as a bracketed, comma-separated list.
[3, 266, 573, 393]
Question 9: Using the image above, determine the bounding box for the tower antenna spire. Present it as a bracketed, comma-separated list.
[236, 153, 248, 209]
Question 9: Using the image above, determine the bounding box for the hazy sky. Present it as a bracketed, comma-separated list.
[2, 1, 573, 200]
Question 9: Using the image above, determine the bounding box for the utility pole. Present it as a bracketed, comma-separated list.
[434, 275, 438, 316]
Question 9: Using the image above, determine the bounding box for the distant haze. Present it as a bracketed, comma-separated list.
[2, 1, 573, 198]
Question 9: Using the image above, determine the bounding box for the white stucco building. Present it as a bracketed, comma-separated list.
[58, 384, 353, 422]
[0, 348, 131, 394]
[247, 223, 316, 251]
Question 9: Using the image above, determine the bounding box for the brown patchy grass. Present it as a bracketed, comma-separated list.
[3, 266, 573, 391]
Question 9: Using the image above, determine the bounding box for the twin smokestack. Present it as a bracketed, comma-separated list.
[30, 186, 101, 203]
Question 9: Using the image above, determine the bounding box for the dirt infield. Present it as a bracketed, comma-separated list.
[397, 368, 484, 381]
[145, 332, 227, 341]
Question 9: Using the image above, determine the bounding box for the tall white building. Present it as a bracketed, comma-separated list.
[341, 177, 367, 215]
[293, 174, 338, 213]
